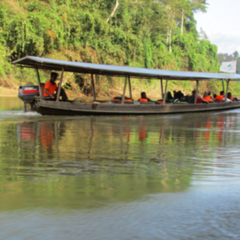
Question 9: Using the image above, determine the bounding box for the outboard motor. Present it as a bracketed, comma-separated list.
[18, 85, 39, 112]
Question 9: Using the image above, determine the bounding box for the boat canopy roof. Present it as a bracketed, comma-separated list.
[12, 56, 240, 81]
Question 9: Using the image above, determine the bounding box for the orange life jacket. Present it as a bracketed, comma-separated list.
[202, 96, 213, 102]
[43, 81, 58, 97]
[215, 95, 224, 102]
[139, 98, 148, 102]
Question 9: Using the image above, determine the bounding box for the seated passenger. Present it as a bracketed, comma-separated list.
[166, 91, 174, 102]
[43, 72, 68, 101]
[187, 90, 207, 104]
[227, 92, 239, 101]
[157, 92, 174, 103]
[173, 91, 176, 98]
[213, 94, 217, 100]
[227, 92, 233, 101]
[174, 90, 184, 101]
[138, 92, 152, 102]
[208, 91, 214, 100]
[214, 91, 225, 102]
[202, 91, 213, 102]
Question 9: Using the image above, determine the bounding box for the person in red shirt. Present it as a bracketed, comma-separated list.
[43, 72, 68, 101]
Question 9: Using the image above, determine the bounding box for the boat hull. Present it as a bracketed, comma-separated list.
[35, 100, 240, 115]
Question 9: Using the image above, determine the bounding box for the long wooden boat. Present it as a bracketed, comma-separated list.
[13, 56, 240, 115]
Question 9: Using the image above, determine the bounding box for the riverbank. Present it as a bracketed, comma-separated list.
[0, 83, 187, 100]
[0, 75, 196, 99]
[0, 86, 18, 97]
[0, 79, 239, 100]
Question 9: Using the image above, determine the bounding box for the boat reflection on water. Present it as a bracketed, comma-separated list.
[0, 111, 237, 211]
[40, 123, 54, 150]
[17, 123, 36, 142]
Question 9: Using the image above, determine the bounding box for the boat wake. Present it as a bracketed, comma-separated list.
[0, 111, 42, 117]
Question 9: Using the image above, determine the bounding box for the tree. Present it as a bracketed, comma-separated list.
[199, 27, 208, 40]
[233, 51, 239, 58]
[106, 0, 119, 22]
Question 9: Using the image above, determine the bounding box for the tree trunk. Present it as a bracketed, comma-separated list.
[106, 0, 119, 23]
[167, 29, 172, 53]
[181, 10, 184, 36]
[169, 29, 172, 53]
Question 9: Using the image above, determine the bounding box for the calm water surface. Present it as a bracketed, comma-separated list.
[0, 97, 240, 239]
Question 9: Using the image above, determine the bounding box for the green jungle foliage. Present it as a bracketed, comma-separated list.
[0, 0, 226, 96]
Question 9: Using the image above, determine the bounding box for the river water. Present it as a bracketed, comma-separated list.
[0, 97, 240, 239]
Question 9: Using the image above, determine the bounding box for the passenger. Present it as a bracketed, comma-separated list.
[202, 91, 213, 102]
[227, 92, 239, 101]
[208, 91, 214, 100]
[138, 92, 153, 102]
[213, 94, 217, 100]
[227, 92, 233, 101]
[174, 91, 184, 101]
[214, 91, 225, 102]
[187, 90, 207, 104]
[157, 91, 174, 103]
[180, 91, 184, 99]
[166, 91, 174, 102]
[173, 90, 177, 99]
[43, 72, 68, 101]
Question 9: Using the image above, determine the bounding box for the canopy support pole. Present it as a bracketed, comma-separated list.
[222, 80, 225, 92]
[163, 80, 168, 106]
[35, 68, 42, 97]
[128, 76, 132, 99]
[56, 67, 64, 102]
[160, 78, 163, 99]
[194, 80, 199, 104]
[225, 79, 230, 102]
[121, 76, 127, 104]
[91, 74, 96, 101]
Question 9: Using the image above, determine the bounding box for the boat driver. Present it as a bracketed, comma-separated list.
[43, 72, 68, 101]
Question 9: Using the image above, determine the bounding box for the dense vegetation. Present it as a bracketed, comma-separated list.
[0, 0, 227, 96]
